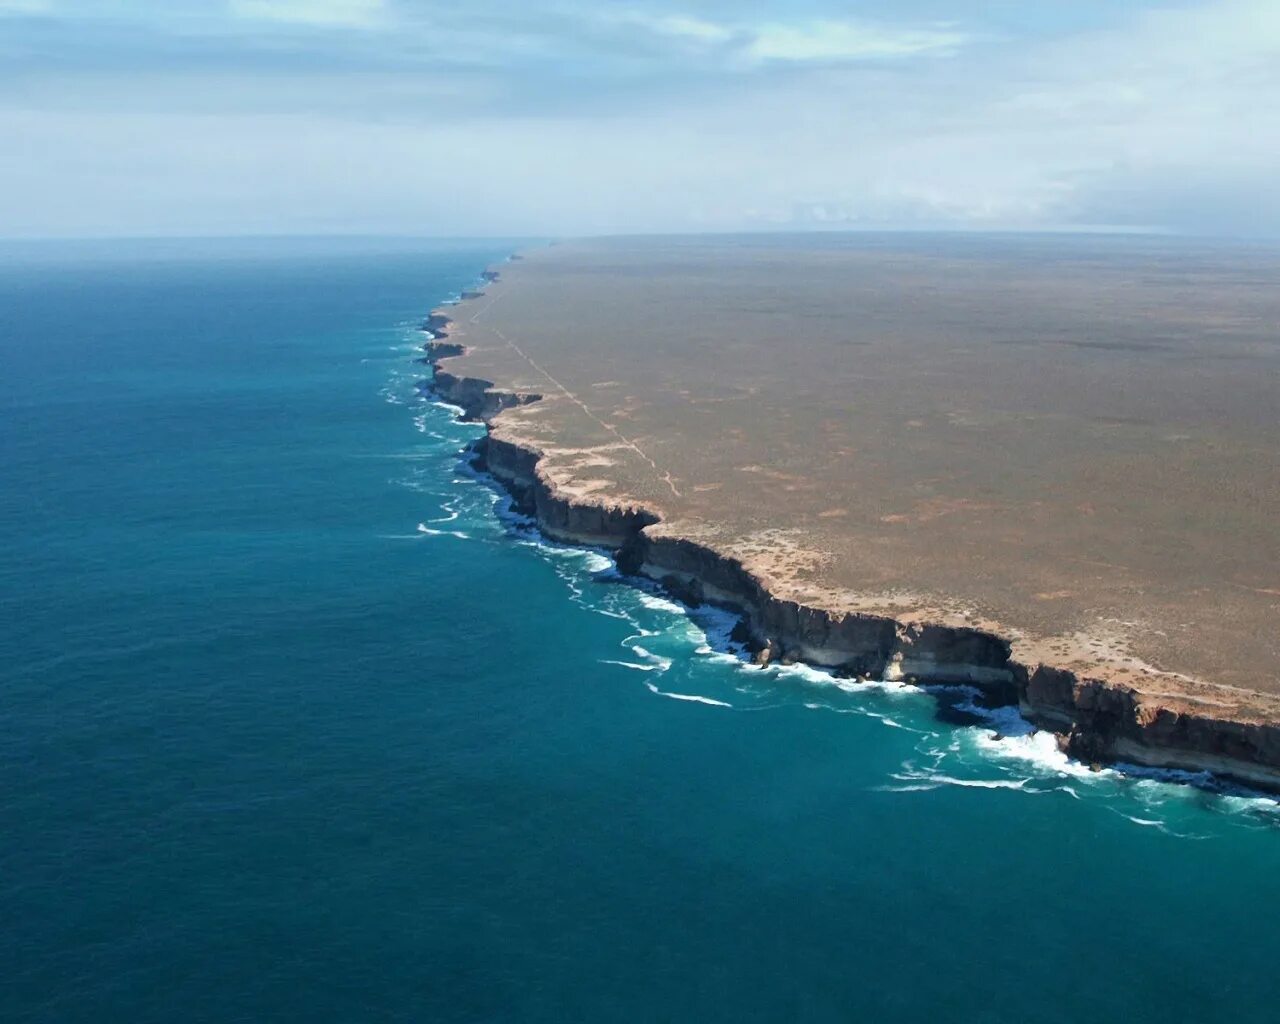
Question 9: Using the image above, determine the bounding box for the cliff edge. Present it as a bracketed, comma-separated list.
[424, 237, 1280, 791]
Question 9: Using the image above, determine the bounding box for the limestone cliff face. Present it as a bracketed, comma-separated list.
[634, 529, 1280, 787]
[483, 434, 541, 489]
[636, 535, 1017, 690]
[633, 535, 1021, 704]
[430, 371, 540, 423]
[1023, 667, 1280, 789]
[423, 312, 452, 335]
[483, 435, 658, 548]
[423, 298, 1280, 794]
[423, 340, 465, 362]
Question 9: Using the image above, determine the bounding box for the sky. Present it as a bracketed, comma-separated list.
[2, 0, 1279, 237]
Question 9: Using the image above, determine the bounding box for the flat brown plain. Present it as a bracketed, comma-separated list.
[438, 234, 1280, 711]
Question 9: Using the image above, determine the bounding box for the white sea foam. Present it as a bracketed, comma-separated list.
[590, 606, 634, 623]
[601, 659, 661, 672]
[935, 686, 1034, 735]
[582, 551, 615, 574]
[701, 650, 748, 669]
[1215, 791, 1280, 814]
[888, 769, 1034, 792]
[628, 644, 673, 671]
[415, 523, 470, 540]
[974, 728, 1109, 780]
[804, 701, 867, 716]
[690, 604, 740, 637]
[369, 451, 443, 461]
[830, 675, 924, 699]
[638, 593, 685, 614]
[644, 681, 732, 707]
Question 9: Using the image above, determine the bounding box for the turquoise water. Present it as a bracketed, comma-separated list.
[2, 238, 1277, 1023]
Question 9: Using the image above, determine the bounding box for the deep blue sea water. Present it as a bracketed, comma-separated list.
[2, 237, 1278, 1023]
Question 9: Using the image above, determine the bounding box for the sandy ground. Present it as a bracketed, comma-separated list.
[437, 234, 1280, 713]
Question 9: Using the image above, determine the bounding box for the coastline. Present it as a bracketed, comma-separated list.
[422, 262, 1280, 795]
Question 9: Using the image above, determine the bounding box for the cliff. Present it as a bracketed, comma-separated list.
[421, 276, 1280, 795]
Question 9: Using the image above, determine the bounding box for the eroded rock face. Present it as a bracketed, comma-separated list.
[752, 639, 780, 668]
[639, 534, 1017, 688]
[1023, 667, 1280, 789]
[532, 490, 655, 548]
[431, 371, 540, 423]
[423, 312, 452, 335]
[481, 435, 658, 548]
[423, 340, 466, 361]
[483, 435, 540, 489]
[660, 573, 704, 608]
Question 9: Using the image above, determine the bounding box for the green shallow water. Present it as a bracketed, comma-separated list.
[1, 237, 1277, 1023]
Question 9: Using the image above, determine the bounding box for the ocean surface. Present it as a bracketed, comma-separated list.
[2, 237, 1278, 1023]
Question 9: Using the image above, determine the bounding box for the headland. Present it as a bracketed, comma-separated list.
[426, 234, 1280, 790]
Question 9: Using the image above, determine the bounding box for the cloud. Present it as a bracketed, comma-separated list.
[615, 10, 969, 64]
[227, 0, 386, 28]
[0, 0, 1278, 237]
[625, 13, 732, 44]
[0, 0, 53, 13]
[747, 19, 968, 61]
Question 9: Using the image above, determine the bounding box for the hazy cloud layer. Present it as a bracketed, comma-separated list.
[2, 0, 1277, 237]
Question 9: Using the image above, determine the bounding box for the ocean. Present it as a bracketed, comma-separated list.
[2, 237, 1277, 1023]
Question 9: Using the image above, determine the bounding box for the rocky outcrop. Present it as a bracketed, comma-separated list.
[420, 286, 1280, 795]
[481, 435, 659, 548]
[421, 340, 466, 364]
[427, 371, 541, 423]
[423, 312, 452, 336]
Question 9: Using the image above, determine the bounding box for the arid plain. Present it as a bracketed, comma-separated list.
[432, 234, 1280, 739]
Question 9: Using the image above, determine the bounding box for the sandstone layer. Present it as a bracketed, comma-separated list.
[426, 234, 1280, 791]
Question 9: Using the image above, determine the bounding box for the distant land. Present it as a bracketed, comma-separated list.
[427, 233, 1280, 789]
